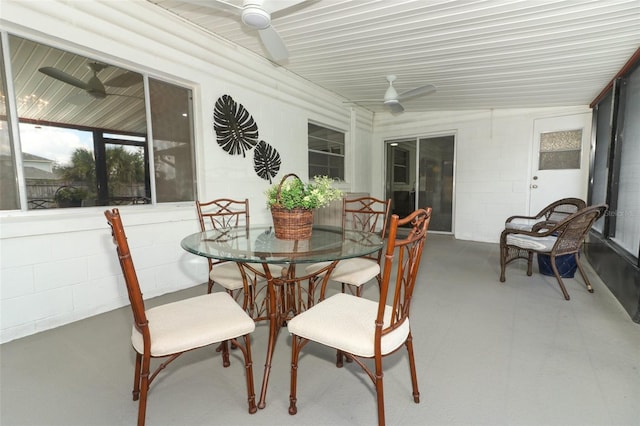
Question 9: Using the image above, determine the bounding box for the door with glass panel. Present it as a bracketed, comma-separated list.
[530, 113, 591, 215]
[385, 135, 454, 233]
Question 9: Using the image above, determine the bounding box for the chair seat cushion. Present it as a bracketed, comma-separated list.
[132, 292, 255, 357]
[506, 234, 556, 252]
[305, 258, 380, 286]
[210, 262, 266, 290]
[505, 221, 535, 231]
[287, 293, 410, 357]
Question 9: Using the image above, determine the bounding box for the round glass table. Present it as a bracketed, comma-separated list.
[181, 224, 383, 409]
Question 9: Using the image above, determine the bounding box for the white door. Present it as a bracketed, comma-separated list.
[529, 113, 592, 215]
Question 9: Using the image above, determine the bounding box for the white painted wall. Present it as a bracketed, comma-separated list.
[0, 0, 591, 343]
[0, 0, 370, 343]
[373, 107, 592, 243]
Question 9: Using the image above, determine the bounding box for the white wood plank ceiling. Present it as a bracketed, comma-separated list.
[148, 0, 640, 113]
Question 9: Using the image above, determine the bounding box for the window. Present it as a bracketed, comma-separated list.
[591, 91, 612, 233]
[591, 61, 640, 264]
[0, 43, 19, 210]
[392, 147, 410, 183]
[308, 122, 344, 180]
[1, 33, 195, 210]
[538, 129, 582, 170]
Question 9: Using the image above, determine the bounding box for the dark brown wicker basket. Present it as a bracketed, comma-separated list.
[270, 174, 313, 240]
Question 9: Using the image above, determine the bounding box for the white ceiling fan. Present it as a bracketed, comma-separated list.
[181, 0, 310, 62]
[39, 62, 141, 99]
[350, 75, 437, 114]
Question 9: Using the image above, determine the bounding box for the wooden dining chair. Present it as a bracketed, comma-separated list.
[500, 204, 607, 300]
[305, 196, 391, 297]
[196, 198, 264, 307]
[288, 207, 432, 426]
[104, 208, 257, 426]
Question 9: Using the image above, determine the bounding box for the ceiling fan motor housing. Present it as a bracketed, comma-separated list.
[242, 1, 271, 29]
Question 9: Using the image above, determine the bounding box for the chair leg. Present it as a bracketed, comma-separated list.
[219, 340, 231, 367]
[574, 253, 594, 293]
[526, 251, 534, 276]
[137, 353, 151, 426]
[374, 355, 385, 426]
[289, 335, 302, 415]
[238, 334, 257, 414]
[405, 333, 420, 403]
[499, 243, 507, 282]
[132, 352, 142, 401]
[550, 255, 571, 300]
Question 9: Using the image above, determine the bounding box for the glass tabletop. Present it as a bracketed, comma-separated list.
[181, 224, 383, 264]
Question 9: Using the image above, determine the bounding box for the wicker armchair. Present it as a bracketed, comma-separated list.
[505, 197, 586, 231]
[499, 204, 607, 300]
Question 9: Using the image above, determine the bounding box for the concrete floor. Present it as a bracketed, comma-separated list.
[2, 234, 639, 426]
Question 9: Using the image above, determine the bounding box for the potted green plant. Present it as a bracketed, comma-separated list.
[54, 185, 88, 208]
[266, 174, 343, 239]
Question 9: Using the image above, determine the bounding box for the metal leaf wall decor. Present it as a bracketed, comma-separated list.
[253, 140, 281, 183]
[213, 94, 258, 157]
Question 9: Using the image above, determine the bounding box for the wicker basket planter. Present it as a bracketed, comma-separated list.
[271, 206, 313, 240]
[266, 173, 342, 240]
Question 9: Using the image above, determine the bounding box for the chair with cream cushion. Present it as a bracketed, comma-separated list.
[499, 204, 607, 300]
[305, 196, 391, 297]
[505, 197, 586, 231]
[288, 207, 432, 426]
[196, 198, 271, 313]
[104, 208, 257, 426]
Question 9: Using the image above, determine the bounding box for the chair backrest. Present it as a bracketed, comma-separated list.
[343, 196, 391, 262]
[104, 208, 150, 345]
[377, 208, 432, 342]
[552, 204, 607, 255]
[541, 197, 587, 222]
[196, 198, 250, 231]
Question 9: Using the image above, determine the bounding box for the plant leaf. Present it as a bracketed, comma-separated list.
[213, 94, 258, 157]
[253, 140, 281, 183]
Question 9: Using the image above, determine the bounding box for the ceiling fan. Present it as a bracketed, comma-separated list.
[39, 62, 141, 100]
[350, 75, 436, 114]
[181, 0, 310, 62]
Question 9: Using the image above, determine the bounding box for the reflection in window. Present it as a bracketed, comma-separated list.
[0, 43, 20, 210]
[591, 92, 612, 233]
[611, 65, 640, 256]
[392, 148, 410, 183]
[149, 78, 195, 203]
[2, 33, 195, 210]
[308, 122, 345, 180]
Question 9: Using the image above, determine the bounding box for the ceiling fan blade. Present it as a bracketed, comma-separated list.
[39, 67, 89, 90]
[387, 101, 405, 114]
[397, 84, 436, 102]
[66, 92, 93, 106]
[103, 72, 142, 88]
[265, 0, 311, 15]
[258, 26, 288, 61]
[181, 0, 241, 14]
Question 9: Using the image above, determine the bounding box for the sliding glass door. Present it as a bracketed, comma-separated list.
[385, 135, 454, 232]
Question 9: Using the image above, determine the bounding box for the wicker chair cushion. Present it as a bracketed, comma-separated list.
[287, 293, 410, 357]
[305, 258, 380, 287]
[210, 262, 267, 290]
[131, 292, 255, 357]
[505, 221, 535, 231]
[506, 234, 556, 252]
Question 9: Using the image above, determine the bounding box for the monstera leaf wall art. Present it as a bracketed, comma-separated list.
[213, 94, 281, 183]
[213, 94, 258, 157]
[254, 140, 281, 183]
